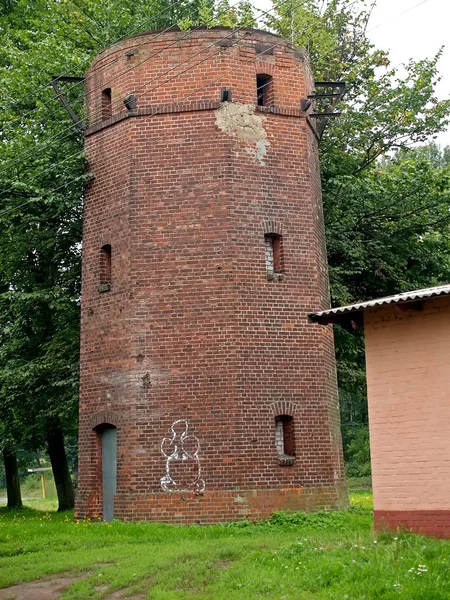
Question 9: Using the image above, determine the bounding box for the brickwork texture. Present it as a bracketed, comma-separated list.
[365, 296, 450, 538]
[76, 27, 347, 523]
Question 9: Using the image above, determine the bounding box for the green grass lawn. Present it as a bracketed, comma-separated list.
[0, 491, 449, 599]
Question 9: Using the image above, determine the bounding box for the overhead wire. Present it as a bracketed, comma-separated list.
[0, 0, 196, 114]
[0, 50, 279, 221]
[1, 0, 300, 177]
[70, 0, 360, 127]
[0, 0, 313, 220]
[0, 0, 366, 192]
[89, 20, 279, 123]
[367, 0, 433, 33]
[2, 1, 435, 233]
[4, 0, 364, 172]
[25, 1, 249, 127]
[2, 0, 265, 132]
[75, 0, 267, 110]
[1, 0, 433, 205]
[1, 0, 250, 157]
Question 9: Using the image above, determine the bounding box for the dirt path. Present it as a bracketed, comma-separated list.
[0, 575, 145, 600]
[0, 575, 86, 600]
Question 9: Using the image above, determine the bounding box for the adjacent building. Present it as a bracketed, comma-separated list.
[310, 284, 450, 538]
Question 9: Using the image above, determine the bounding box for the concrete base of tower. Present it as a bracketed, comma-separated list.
[75, 485, 348, 524]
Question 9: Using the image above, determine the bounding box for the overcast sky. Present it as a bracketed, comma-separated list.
[253, 0, 450, 147]
[369, 0, 449, 146]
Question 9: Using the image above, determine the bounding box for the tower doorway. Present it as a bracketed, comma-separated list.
[101, 427, 117, 522]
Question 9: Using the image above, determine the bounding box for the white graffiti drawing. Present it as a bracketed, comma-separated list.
[160, 419, 205, 494]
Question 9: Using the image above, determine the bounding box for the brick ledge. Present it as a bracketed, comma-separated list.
[85, 102, 306, 135]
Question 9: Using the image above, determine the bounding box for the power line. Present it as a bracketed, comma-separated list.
[367, 0, 433, 33]
[1, 0, 194, 114]
[1, 0, 271, 173]
[89, 20, 277, 123]
[0, 169, 86, 220]
[40, 0, 254, 127]
[88, 23, 263, 123]
[0, 5, 311, 220]
[1, 0, 299, 181]
[2, 0, 266, 133]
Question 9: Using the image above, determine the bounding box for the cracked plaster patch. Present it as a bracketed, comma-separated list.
[215, 103, 270, 166]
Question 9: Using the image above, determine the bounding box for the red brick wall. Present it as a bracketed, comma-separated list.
[375, 510, 450, 539]
[76, 27, 347, 523]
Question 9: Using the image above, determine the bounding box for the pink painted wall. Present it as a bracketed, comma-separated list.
[365, 296, 450, 514]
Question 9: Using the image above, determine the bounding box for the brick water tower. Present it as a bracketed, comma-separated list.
[76, 27, 347, 522]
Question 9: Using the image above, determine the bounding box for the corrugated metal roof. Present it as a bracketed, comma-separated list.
[308, 284, 450, 323]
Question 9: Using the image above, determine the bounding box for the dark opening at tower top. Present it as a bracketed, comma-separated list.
[257, 74, 273, 106]
[101, 88, 112, 119]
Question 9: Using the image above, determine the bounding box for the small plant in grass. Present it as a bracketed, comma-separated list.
[0, 492, 449, 600]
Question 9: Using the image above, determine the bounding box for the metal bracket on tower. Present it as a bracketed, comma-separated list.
[302, 81, 345, 138]
[50, 76, 85, 131]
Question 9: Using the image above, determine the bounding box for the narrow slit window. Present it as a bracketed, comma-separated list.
[99, 244, 112, 290]
[256, 74, 273, 106]
[220, 88, 232, 103]
[264, 233, 283, 278]
[102, 88, 112, 119]
[275, 415, 296, 460]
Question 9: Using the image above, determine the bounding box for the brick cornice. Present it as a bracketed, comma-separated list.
[85, 102, 306, 136]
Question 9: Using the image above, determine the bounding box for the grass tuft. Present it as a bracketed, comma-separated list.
[0, 491, 449, 599]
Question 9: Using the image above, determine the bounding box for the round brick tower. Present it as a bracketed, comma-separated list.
[76, 27, 347, 522]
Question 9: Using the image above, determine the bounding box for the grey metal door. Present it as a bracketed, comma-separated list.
[102, 427, 117, 522]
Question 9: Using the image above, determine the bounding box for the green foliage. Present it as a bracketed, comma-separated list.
[271, 0, 450, 470]
[14, 472, 57, 498]
[180, 0, 256, 29]
[1, 495, 450, 599]
[2, 0, 450, 480]
[214, 0, 256, 28]
[269, 509, 356, 531]
[0, 448, 55, 491]
[343, 425, 371, 477]
[325, 149, 450, 304]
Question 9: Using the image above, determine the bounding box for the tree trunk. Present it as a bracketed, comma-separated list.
[2, 448, 22, 509]
[46, 421, 75, 511]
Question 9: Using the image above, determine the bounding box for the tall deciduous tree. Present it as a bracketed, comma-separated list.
[2, 449, 22, 508]
[271, 0, 450, 472]
[1, 0, 450, 488]
[0, 0, 255, 509]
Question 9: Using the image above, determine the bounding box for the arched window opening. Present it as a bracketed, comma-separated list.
[256, 74, 273, 106]
[102, 88, 112, 119]
[99, 244, 112, 291]
[275, 415, 295, 465]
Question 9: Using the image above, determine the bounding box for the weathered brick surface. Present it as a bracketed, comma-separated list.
[375, 510, 450, 539]
[76, 27, 347, 523]
[365, 296, 450, 537]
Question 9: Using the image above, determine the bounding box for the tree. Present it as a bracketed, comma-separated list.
[0, 0, 256, 509]
[271, 0, 450, 473]
[2, 449, 22, 508]
[0, 0, 176, 510]
[2, 0, 450, 488]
